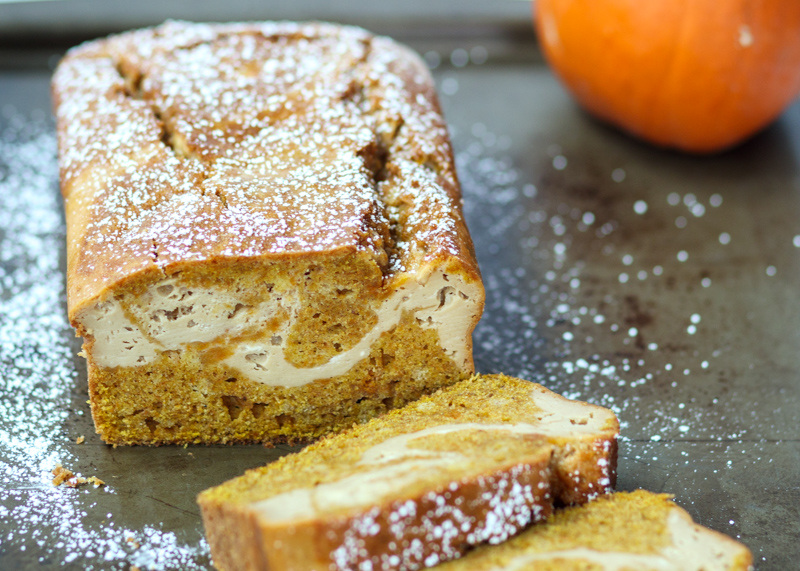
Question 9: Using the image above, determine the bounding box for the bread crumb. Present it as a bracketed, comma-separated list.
[76, 436, 85, 444]
[51, 464, 78, 486]
[87, 476, 105, 487]
[51, 464, 104, 488]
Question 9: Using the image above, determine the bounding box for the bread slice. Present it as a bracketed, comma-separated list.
[52, 21, 484, 445]
[435, 490, 753, 571]
[197, 374, 619, 571]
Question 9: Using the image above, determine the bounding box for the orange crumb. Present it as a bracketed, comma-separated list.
[51, 464, 103, 488]
[51, 464, 75, 486]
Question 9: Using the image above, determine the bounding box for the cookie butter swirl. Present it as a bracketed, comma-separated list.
[77, 267, 481, 387]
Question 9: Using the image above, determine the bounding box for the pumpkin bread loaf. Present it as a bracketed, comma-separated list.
[197, 374, 619, 571]
[436, 490, 753, 571]
[52, 21, 484, 445]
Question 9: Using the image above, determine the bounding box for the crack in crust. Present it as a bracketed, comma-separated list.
[149, 239, 159, 264]
[114, 57, 195, 160]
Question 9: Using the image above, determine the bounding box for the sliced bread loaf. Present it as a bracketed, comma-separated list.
[197, 374, 618, 571]
[435, 489, 753, 571]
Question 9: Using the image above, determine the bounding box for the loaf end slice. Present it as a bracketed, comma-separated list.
[197, 374, 619, 571]
[435, 489, 753, 571]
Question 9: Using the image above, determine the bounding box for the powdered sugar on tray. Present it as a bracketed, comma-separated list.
[454, 118, 758, 444]
[0, 114, 210, 569]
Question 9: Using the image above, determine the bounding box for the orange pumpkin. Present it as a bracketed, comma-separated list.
[535, 0, 800, 153]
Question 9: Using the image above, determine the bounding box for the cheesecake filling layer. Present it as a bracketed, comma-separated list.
[495, 509, 743, 571]
[77, 267, 481, 387]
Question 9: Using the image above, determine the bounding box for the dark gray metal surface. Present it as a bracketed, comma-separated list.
[0, 0, 535, 69]
[1, 26, 798, 571]
[0, 0, 531, 37]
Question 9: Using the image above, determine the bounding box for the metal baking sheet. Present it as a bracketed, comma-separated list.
[1, 25, 799, 571]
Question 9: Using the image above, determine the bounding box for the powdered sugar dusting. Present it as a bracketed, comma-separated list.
[330, 464, 546, 571]
[0, 124, 70, 481]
